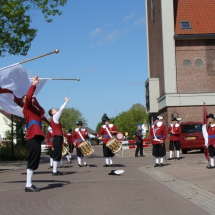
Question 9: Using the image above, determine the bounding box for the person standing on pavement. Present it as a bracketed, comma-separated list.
[64, 129, 74, 159]
[150, 116, 167, 167]
[72, 121, 89, 167]
[22, 76, 49, 192]
[48, 97, 70, 175]
[98, 116, 117, 167]
[134, 124, 145, 157]
[46, 126, 54, 169]
[205, 114, 215, 169]
[167, 117, 181, 160]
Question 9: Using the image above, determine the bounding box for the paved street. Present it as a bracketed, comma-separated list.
[0, 146, 214, 215]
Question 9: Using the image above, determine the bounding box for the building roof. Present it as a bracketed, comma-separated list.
[174, 0, 215, 35]
[85, 127, 97, 135]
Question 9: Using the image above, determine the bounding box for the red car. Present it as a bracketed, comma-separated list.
[179, 122, 204, 154]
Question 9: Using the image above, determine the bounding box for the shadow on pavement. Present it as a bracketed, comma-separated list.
[20, 171, 77, 175]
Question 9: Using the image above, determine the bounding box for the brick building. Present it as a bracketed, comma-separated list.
[145, 0, 215, 129]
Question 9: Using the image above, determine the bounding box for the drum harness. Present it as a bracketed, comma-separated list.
[105, 126, 113, 139]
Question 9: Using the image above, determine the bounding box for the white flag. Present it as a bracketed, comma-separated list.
[0, 64, 47, 118]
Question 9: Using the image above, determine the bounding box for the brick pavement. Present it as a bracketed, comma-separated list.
[0, 146, 213, 215]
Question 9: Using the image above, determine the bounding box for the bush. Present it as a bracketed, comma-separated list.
[1, 142, 28, 161]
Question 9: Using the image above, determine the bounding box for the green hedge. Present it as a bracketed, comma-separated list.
[1, 143, 28, 161]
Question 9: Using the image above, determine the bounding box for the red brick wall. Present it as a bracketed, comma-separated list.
[176, 40, 215, 93]
[147, 0, 165, 96]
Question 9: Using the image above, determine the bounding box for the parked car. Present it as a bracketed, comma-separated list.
[180, 122, 204, 154]
[41, 141, 49, 154]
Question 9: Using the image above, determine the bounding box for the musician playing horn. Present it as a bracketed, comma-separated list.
[150, 116, 167, 167]
[205, 113, 215, 169]
[72, 121, 89, 167]
[98, 116, 117, 167]
[167, 117, 181, 160]
[48, 97, 70, 176]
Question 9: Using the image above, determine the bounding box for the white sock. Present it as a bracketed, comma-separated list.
[155, 158, 159, 164]
[109, 157, 113, 165]
[66, 154, 70, 161]
[105, 158, 109, 165]
[68, 152, 71, 158]
[176, 150, 180, 158]
[160, 157, 164, 163]
[77, 156, 81, 165]
[59, 158, 63, 166]
[169, 151, 172, 158]
[50, 157, 53, 166]
[26, 169, 33, 187]
[211, 157, 214, 167]
[53, 161, 58, 173]
[83, 157, 87, 165]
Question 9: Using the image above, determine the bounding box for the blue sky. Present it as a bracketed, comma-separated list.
[1, 0, 148, 130]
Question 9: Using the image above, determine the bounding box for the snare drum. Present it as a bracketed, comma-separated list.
[78, 141, 94, 157]
[106, 138, 122, 154]
[62, 145, 68, 157]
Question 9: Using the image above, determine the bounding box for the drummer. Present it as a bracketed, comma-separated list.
[72, 121, 89, 167]
[98, 116, 117, 167]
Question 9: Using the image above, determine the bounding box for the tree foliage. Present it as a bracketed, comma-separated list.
[58, 108, 87, 132]
[96, 113, 108, 132]
[0, 0, 67, 57]
[96, 103, 148, 138]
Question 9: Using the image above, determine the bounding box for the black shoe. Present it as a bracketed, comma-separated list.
[176, 157, 180, 160]
[48, 166, 53, 169]
[84, 164, 90, 167]
[160, 163, 164, 167]
[140, 154, 145, 157]
[77, 164, 82, 167]
[154, 163, 159, 167]
[206, 165, 215, 169]
[135, 155, 139, 157]
[52, 171, 63, 176]
[25, 185, 41, 192]
[167, 158, 172, 160]
[103, 164, 109, 167]
[109, 164, 114, 167]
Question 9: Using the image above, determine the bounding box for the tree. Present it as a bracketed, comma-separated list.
[96, 113, 108, 132]
[58, 108, 87, 132]
[0, 0, 67, 57]
[113, 103, 148, 139]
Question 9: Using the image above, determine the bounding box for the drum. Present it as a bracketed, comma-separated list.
[62, 145, 68, 157]
[78, 141, 94, 157]
[106, 138, 122, 154]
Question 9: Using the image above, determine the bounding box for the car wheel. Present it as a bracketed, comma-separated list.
[182, 149, 187, 154]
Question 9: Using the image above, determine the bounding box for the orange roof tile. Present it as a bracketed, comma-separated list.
[174, 0, 215, 35]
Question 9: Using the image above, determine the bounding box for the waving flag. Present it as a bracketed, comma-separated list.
[0, 64, 47, 118]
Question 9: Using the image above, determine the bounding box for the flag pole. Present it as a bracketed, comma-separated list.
[19, 49, 59, 64]
[51, 78, 80, 81]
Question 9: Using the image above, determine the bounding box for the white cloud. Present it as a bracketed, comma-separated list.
[133, 17, 145, 26]
[90, 28, 102, 37]
[82, 66, 97, 73]
[105, 31, 121, 44]
[124, 11, 135, 21]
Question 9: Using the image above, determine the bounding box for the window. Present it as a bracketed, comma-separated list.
[183, 60, 191, 68]
[194, 59, 203, 68]
[181, 124, 202, 133]
[180, 21, 192, 29]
